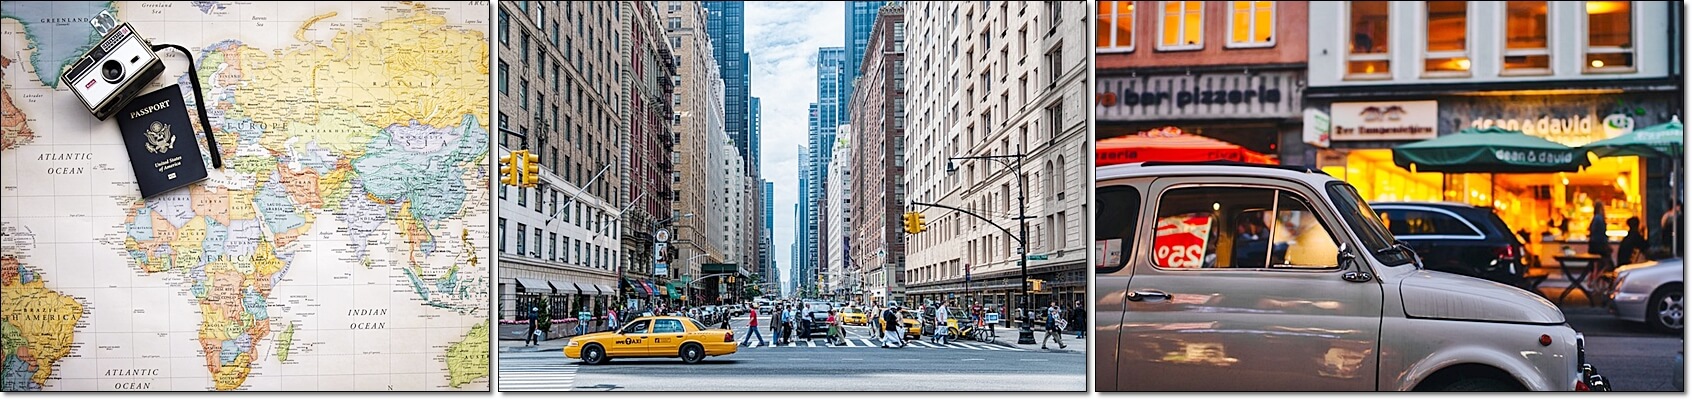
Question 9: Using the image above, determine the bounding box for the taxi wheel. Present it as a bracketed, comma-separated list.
[680, 343, 705, 364]
[582, 344, 607, 365]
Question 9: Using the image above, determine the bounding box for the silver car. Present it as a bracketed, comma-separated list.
[1094, 162, 1609, 391]
[1610, 258, 1683, 333]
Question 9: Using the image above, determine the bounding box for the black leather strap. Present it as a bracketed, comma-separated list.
[151, 44, 222, 169]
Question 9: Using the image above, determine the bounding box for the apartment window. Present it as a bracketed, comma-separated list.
[1046, 1, 1062, 33]
[533, 227, 542, 257]
[667, 17, 681, 31]
[498, 62, 508, 93]
[1422, 1, 1470, 76]
[1585, 1, 1634, 72]
[521, 33, 530, 62]
[498, 218, 507, 253]
[1096, 1, 1134, 52]
[1157, 1, 1203, 51]
[1346, 1, 1391, 79]
[549, 232, 557, 260]
[499, 9, 509, 44]
[516, 223, 527, 256]
[517, 184, 527, 207]
[1045, 102, 1063, 139]
[1046, 44, 1063, 86]
[1227, 1, 1274, 48]
[1503, 1, 1551, 75]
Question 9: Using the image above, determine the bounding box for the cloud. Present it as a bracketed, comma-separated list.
[746, 1, 844, 296]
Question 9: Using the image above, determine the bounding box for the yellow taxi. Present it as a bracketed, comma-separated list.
[839, 307, 868, 325]
[898, 310, 922, 339]
[563, 316, 737, 364]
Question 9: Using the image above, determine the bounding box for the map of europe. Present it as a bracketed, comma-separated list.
[1, 1, 490, 391]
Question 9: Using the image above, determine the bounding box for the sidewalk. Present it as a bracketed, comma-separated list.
[980, 325, 1087, 354]
[498, 337, 571, 353]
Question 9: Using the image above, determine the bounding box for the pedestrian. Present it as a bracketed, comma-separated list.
[525, 306, 540, 346]
[1042, 302, 1067, 350]
[932, 300, 951, 345]
[1072, 300, 1087, 339]
[880, 304, 904, 348]
[741, 303, 767, 347]
[1660, 200, 1682, 257]
[782, 304, 796, 344]
[576, 309, 592, 335]
[1589, 202, 1613, 267]
[1618, 216, 1651, 265]
[826, 310, 842, 346]
[608, 308, 620, 330]
[769, 304, 784, 344]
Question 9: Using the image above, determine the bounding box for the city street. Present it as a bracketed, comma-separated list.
[1542, 280, 1683, 392]
[497, 316, 1085, 391]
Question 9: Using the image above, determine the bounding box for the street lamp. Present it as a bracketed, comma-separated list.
[633, 212, 691, 308]
[943, 153, 1037, 345]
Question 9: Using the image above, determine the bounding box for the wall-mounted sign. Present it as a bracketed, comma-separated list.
[1465, 114, 1632, 147]
[1303, 109, 1331, 148]
[1330, 101, 1438, 141]
[1095, 71, 1303, 121]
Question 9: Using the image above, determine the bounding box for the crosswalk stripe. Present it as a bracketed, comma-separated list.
[842, 338, 857, 347]
[951, 343, 982, 350]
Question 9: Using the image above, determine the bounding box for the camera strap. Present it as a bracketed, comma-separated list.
[149, 44, 222, 169]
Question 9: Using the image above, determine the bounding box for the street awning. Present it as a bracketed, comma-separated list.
[643, 280, 659, 296]
[515, 278, 552, 294]
[1392, 126, 1587, 173]
[547, 280, 582, 295]
[592, 284, 613, 295]
[623, 279, 648, 296]
[1096, 127, 1276, 167]
[1583, 117, 1683, 158]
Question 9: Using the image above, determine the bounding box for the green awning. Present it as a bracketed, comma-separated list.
[1392, 126, 1587, 173]
[1583, 117, 1683, 158]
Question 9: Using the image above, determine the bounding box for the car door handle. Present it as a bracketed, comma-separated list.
[1126, 290, 1170, 302]
[674, 335, 683, 338]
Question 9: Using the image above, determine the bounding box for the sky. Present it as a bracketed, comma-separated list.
[745, 2, 844, 297]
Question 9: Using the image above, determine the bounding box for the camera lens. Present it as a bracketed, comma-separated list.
[100, 59, 124, 83]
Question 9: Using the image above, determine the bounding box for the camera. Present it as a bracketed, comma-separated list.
[61, 12, 163, 120]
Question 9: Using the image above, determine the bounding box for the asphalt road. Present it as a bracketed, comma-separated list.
[1564, 307, 1683, 392]
[498, 316, 1085, 391]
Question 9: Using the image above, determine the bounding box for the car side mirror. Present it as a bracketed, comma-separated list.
[1337, 242, 1372, 283]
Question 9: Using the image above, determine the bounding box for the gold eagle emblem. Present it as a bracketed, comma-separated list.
[144, 121, 174, 154]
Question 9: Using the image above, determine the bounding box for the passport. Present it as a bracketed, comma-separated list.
[115, 84, 208, 199]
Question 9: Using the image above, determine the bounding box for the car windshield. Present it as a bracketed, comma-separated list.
[1327, 182, 1414, 266]
[686, 318, 707, 331]
[804, 302, 832, 313]
[842, 307, 863, 314]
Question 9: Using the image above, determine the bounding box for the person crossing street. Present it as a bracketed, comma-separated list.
[931, 300, 951, 345]
[1042, 302, 1067, 350]
[741, 303, 767, 347]
[880, 304, 905, 348]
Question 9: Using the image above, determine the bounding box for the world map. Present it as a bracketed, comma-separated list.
[2, 1, 490, 391]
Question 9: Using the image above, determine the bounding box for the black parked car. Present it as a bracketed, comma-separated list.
[796, 302, 834, 338]
[1372, 202, 1529, 288]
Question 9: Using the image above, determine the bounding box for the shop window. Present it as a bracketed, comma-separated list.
[1096, 1, 1134, 52]
[1226, 1, 1274, 48]
[1095, 185, 1142, 274]
[1346, 1, 1391, 79]
[1422, 1, 1470, 77]
[1584, 1, 1634, 73]
[1157, 1, 1203, 51]
[1152, 186, 1338, 270]
[1503, 1, 1552, 75]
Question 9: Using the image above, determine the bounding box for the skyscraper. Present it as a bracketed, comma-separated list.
[801, 48, 846, 297]
[703, 1, 753, 172]
[845, 1, 890, 121]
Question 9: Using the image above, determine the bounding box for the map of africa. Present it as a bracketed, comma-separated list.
[1, 1, 490, 391]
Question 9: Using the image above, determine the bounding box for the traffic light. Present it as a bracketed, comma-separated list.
[726, 276, 735, 284]
[914, 212, 926, 233]
[498, 151, 519, 186]
[903, 212, 928, 234]
[521, 151, 541, 187]
[1028, 279, 1045, 292]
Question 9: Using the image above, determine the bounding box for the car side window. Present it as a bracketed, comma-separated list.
[653, 319, 684, 334]
[1380, 209, 1480, 237]
[1153, 186, 1339, 270]
[621, 320, 651, 334]
[1094, 185, 1143, 274]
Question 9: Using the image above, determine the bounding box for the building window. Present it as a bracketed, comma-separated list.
[549, 232, 557, 260]
[516, 223, 527, 256]
[1226, 1, 1274, 48]
[518, 185, 527, 207]
[533, 227, 542, 258]
[1046, 44, 1063, 86]
[1346, 1, 1391, 79]
[667, 17, 681, 31]
[1156, 1, 1203, 51]
[498, 61, 509, 93]
[498, 218, 507, 253]
[1096, 1, 1134, 52]
[1422, 1, 1470, 77]
[499, 9, 509, 44]
[1584, 1, 1634, 73]
[1502, 1, 1551, 75]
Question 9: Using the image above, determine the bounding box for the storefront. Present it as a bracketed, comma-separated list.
[1305, 92, 1683, 266]
[1095, 68, 1305, 163]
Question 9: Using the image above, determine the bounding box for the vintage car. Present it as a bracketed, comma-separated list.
[1093, 161, 1609, 391]
[563, 316, 737, 364]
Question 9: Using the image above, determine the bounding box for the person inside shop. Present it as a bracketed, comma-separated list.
[1617, 216, 1651, 266]
[1660, 199, 1682, 258]
[1589, 202, 1614, 272]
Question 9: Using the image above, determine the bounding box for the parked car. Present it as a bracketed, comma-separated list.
[1610, 258, 1683, 333]
[1371, 202, 1530, 288]
[563, 316, 737, 364]
[1093, 161, 1608, 391]
[796, 301, 834, 338]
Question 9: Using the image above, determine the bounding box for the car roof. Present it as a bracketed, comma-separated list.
[1372, 201, 1484, 210]
[1096, 161, 1335, 186]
